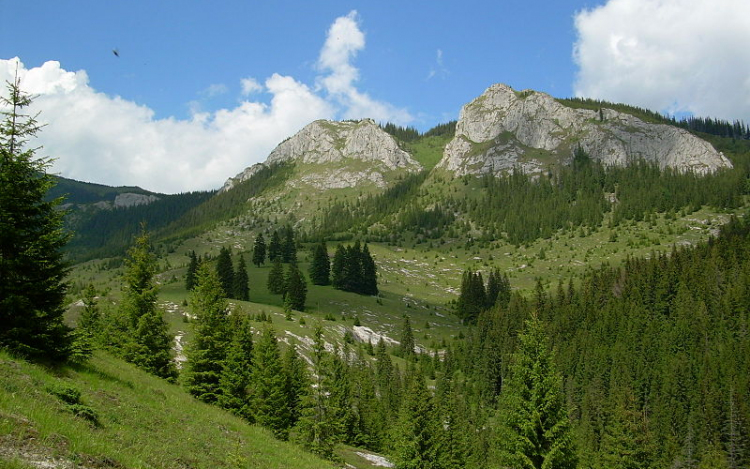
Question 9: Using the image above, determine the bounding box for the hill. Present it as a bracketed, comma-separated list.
[0, 350, 335, 469]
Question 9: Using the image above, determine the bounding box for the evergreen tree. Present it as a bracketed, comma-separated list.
[285, 263, 307, 311]
[233, 253, 249, 301]
[185, 263, 231, 403]
[399, 316, 415, 358]
[343, 241, 364, 293]
[215, 246, 234, 297]
[267, 259, 286, 295]
[392, 373, 439, 469]
[295, 325, 344, 458]
[250, 326, 291, 439]
[185, 250, 198, 291]
[0, 75, 72, 362]
[268, 230, 282, 262]
[282, 225, 297, 263]
[252, 233, 266, 267]
[282, 344, 308, 428]
[497, 315, 577, 469]
[218, 313, 254, 420]
[77, 283, 101, 340]
[456, 269, 486, 324]
[331, 244, 347, 289]
[309, 241, 331, 286]
[361, 243, 379, 295]
[120, 227, 176, 379]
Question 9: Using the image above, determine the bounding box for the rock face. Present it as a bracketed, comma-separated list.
[222, 119, 422, 192]
[438, 83, 732, 176]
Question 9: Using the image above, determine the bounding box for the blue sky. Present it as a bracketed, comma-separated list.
[2, 0, 749, 193]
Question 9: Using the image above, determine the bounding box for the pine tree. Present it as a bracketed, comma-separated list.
[285, 263, 307, 311]
[392, 373, 439, 469]
[331, 244, 347, 289]
[233, 253, 249, 301]
[309, 241, 331, 286]
[497, 315, 577, 469]
[0, 75, 72, 362]
[252, 233, 266, 267]
[185, 250, 198, 291]
[361, 243, 378, 295]
[267, 259, 286, 295]
[218, 313, 253, 420]
[282, 225, 297, 263]
[268, 230, 282, 262]
[185, 263, 231, 403]
[216, 246, 234, 297]
[77, 283, 101, 340]
[250, 327, 292, 439]
[120, 227, 176, 379]
[399, 316, 415, 358]
[282, 344, 308, 428]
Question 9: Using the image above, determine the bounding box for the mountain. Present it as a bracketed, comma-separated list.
[222, 118, 422, 192]
[438, 83, 732, 176]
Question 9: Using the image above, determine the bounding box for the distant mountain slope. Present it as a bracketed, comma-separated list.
[438, 83, 732, 176]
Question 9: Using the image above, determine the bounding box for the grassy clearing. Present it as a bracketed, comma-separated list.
[0, 350, 335, 469]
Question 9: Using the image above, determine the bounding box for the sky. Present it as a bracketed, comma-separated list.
[2, 0, 749, 193]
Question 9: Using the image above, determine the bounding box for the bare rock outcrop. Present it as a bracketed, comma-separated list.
[221, 119, 422, 192]
[439, 83, 732, 176]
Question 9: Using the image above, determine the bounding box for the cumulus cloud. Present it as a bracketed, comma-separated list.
[1, 58, 333, 193]
[0, 12, 412, 193]
[240, 77, 262, 95]
[316, 10, 412, 124]
[573, 0, 750, 122]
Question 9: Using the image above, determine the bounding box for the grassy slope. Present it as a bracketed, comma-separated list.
[0, 350, 334, 469]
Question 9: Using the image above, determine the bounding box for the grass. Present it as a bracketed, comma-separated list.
[0, 350, 336, 469]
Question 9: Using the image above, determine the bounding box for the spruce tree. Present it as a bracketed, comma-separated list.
[233, 253, 249, 301]
[361, 243, 378, 295]
[77, 283, 101, 340]
[268, 230, 282, 262]
[282, 225, 297, 263]
[185, 250, 198, 291]
[497, 315, 577, 469]
[399, 315, 415, 358]
[215, 246, 234, 297]
[331, 244, 347, 289]
[282, 344, 308, 428]
[267, 259, 286, 295]
[0, 75, 72, 362]
[120, 227, 176, 379]
[285, 263, 307, 311]
[309, 241, 331, 286]
[392, 373, 439, 469]
[252, 233, 266, 267]
[218, 313, 254, 420]
[185, 263, 231, 403]
[250, 326, 292, 439]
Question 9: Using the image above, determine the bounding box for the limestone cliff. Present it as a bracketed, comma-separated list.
[222, 119, 422, 192]
[438, 84, 732, 176]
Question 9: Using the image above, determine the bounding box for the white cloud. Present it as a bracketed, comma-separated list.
[0, 12, 413, 193]
[573, 0, 750, 122]
[240, 77, 262, 95]
[1, 58, 333, 193]
[203, 83, 228, 97]
[427, 48, 448, 81]
[316, 10, 412, 124]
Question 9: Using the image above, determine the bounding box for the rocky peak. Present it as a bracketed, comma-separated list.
[222, 119, 422, 192]
[439, 83, 732, 176]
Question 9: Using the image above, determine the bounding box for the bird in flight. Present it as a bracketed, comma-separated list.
[112, 48, 120, 57]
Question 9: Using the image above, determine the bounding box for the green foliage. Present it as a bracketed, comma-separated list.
[185, 263, 231, 403]
[217, 312, 253, 420]
[117, 228, 176, 379]
[330, 241, 378, 295]
[215, 246, 234, 297]
[392, 373, 438, 469]
[399, 316, 415, 358]
[285, 263, 308, 311]
[310, 241, 331, 286]
[233, 253, 249, 301]
[497, 315, 577, 469]
[282, 225, 298, 263]
[267, 259, 286, 295]
[252, 232, 266, 267]
[269, 230, 283, 262]
[185, 250, 198, 291]
[251, 326, 292, 439]
[0, 76, 72, 362]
